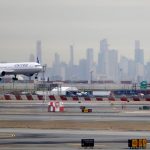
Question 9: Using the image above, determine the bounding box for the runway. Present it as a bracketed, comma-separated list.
[0, 128, 150, 150]
[1, 112, 150, 122]
[0, 100, 150, 149]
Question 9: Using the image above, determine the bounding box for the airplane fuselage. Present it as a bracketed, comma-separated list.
[0, 62, 43, 77]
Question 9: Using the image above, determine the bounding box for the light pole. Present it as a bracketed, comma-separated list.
[90, 70, 93, 84]
[42, 64, 47, 82]
[120, 68, 123, 82]
[42, 64, 47, 103]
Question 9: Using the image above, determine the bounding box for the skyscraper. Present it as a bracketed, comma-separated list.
[100, 39, 109, 53]
[119, 56, 129, 81]
[79, 59, 87, 80]
[134, 40, 144, 64]
[108, 49, 118, 81]
[54, 52, 61, 76]
[86, 48, 94, 83]
[69, 45, 74, 67]
[145, 62, 150, 82]
[97, 39, 109, 78]
[36, 40, 42, 64]
[128, 59, 136, 81]
[51, 53, 61, 80]
[68, 45, 74, 79]
[134, 40, 144, 82]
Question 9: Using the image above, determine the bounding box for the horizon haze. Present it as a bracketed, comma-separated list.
[0, 0, 150, 66]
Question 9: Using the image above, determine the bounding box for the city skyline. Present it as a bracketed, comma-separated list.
[0, 0, 150, 65]
[45, 39, 150, 83]
[36, 39, 147, 67]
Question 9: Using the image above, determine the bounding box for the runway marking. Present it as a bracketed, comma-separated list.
[67, 143, 107, 149]
[0, 132, 15, 138]
[124, 110, 150, 114]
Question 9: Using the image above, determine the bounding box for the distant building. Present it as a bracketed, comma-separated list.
[69, 45, 74, 68]
[119, 56, 129, 81]
[86, 48, 94, 83]
[60, 62, 67, 81]
[52, 53, 61, 80]
[145, 62, 150, 82]
[68, 45, 74, 80]
[36, 40, 42, 64]
[108, 49, 118, 81]
[100, 39, 109, 53]
[134, 40, 144, 82]
[97, 39, 109, 78]
[136, 63, 144, 82]
[134, 40, 144, 65]
[78, 59, 87, 80]
[35, 40, 43, 80]
[128, 59, 136, 81]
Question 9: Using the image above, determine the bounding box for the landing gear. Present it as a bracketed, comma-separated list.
[12, 77, 18, 81]
[35, 73, 38, 80]
[12, 75, 18, 81]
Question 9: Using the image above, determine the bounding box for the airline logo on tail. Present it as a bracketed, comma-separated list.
[37, 57, 40, 64]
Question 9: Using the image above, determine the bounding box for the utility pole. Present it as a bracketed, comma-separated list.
[42, 64, 47, 103]
[90, 70, 93, 84]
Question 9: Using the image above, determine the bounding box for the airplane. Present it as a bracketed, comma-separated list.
[0, 61, 43, 81]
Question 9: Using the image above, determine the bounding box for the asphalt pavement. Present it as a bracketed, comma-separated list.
[0, 101, 150, 149]
[0, 128, 150, 150]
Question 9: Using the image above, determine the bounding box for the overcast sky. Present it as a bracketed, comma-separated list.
[0, 0, 150, 65]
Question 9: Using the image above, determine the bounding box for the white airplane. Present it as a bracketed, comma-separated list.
[0, 62, 43, 80]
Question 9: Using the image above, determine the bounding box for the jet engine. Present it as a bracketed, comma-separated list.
[0, 71, 5, 76]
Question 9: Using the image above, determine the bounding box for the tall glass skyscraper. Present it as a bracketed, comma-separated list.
[134, 40, 144, 82]
[86, 48, 94, 83]
[36, 40, 42, 64]
[134, 40, 144, 65]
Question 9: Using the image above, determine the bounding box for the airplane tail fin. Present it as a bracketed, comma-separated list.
[37, 57, 40, 63]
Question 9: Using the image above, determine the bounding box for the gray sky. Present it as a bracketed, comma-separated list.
[0, 0, 150, 65]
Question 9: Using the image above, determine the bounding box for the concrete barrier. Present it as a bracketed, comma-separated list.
[1, 94, 150, 102]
